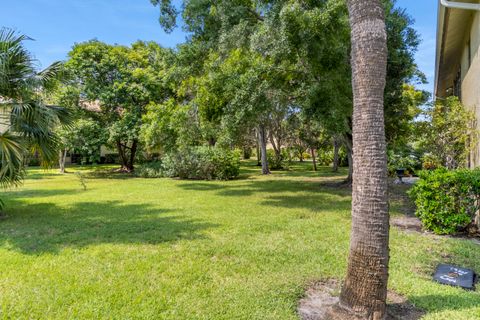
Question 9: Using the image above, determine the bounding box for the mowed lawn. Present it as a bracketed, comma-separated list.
[0, 162, 479, 319]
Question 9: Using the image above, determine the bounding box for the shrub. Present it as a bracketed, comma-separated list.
[104, 154, 119, 164]
[408, 168, 480, 235]
[314, 145, 348, 167]
[420, 96, 477, 169]
[267, 149, 289, 170]
[316, 150, 332, 166]
[387, 150, 421, 177]
[302, 152, 312, 160]
[27, 156, 41, 167]
[137, 147, 240, 180]
[421, 154, 442, 170]
[136, 161, 164, 178]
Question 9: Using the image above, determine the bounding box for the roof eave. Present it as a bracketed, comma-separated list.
[435, 1, 446, 98]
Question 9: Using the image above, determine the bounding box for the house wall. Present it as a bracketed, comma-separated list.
[0, 123, 8, 133]
[0, 108, 10, 133]
[461, 10, 480, 167]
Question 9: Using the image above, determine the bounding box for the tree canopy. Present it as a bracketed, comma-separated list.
[64, 40, 172, 171]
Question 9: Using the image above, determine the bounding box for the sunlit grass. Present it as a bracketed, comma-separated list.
[0, 161, 479, 319]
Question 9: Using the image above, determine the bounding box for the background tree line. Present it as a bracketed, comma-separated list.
[46, 0, 428, 180]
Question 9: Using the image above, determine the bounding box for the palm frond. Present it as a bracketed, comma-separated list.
[0, 28, 71, 200]
[34, 61, 64, 91]
[9, 101, 64, 163]
[0, 28, 35, 99]
[0, 131, 25, 189]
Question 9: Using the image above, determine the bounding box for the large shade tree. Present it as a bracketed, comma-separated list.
[65, 40, 171, 172]
[0, 28, 68, 209]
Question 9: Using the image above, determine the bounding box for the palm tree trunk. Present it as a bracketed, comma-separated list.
[339, 1, 389, 319]
[258, 124, 270, 174]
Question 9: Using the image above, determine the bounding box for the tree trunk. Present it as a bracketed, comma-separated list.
[258, 124, 270, 174]
[339, 1, 389, 319]
[333, 138, 340, 172]
[256, 131, 261, 166]
[59, 149, 67, 174]
[128, 139, 138, 172]
[117, 139, 137, 172]
[269, 130, 282, 164]
[311, 148, 317, 171]
[345, 135, 353, 184]
[117, 140, 128, 172]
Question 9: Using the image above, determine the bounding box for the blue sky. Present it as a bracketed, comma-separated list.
[397, 0, 438, 95]
[1, 0, 187, 67]
[2, 0, 437, 94]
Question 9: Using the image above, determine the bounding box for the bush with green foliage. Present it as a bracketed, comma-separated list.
[421, 154, 442, 171]
[267, 149, 289, 170]
[419, 96, 477, 169]
[408, 168, 480, 235]
[104, 154, 120, 164]
[136, 161, 164, 178]
[387, 150, 422, 176]
[58, 119, 107, 164]
[317, 150, 335, 167]
[137, 147, 240, 180]
[27, 156, 41, 167]
[315, 145, 348, 167]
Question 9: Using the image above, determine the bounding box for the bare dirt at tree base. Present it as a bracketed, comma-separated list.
[298, 279, 425, 320]
[390, 215, 423, 233]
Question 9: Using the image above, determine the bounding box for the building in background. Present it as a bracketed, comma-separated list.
[435, 0, 480, 166]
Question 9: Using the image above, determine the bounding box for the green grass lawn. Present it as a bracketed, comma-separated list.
[0, 162, 479, 319]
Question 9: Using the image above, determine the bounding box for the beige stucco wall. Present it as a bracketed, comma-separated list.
[463, 58, 480, 167]
[0, 108, 10, 133]
[461, 11, 480, 167]
[0, 123, 8, 133]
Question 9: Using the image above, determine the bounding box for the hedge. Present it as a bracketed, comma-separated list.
[137, 147, 240, 180]
[408, 168, 480, 235]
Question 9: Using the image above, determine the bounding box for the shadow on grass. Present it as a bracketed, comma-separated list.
[0, 200, 216, 254]
[4, 188, 80, 198]
[239, 160, 349, 178]
[388, 181, 416, 216]
[177, 178, 351, 213]
[25, 171, 62, 180]
[261, 194, 350, 213]
[411, 293, 480, 314]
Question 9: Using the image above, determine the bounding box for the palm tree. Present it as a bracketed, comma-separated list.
[0, 28, 68, 210]
[339, 1, 390, 319]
